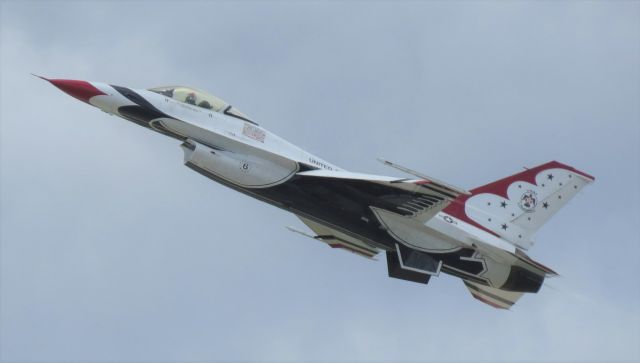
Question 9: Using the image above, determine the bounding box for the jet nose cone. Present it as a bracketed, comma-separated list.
[43, 77, 107, 104]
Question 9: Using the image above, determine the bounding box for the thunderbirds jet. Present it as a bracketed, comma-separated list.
[41, 76, 594, 309]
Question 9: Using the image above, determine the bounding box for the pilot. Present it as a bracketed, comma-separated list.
[185, 92, 197, 105]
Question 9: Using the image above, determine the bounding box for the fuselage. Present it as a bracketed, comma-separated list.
[45, 78, 568, 297]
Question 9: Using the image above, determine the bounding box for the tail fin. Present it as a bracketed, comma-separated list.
[443, 161, 594, 250]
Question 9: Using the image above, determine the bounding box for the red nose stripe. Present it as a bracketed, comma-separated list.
[49, 79, 106, 104]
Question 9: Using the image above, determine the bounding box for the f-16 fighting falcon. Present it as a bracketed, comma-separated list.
[40, 75, 594, 309]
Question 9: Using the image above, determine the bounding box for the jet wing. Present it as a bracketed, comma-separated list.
[289, 216, 380, 259]
[296, 169, 466, 223]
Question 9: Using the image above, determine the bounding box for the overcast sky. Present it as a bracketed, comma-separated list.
[1, 1, 639, 362]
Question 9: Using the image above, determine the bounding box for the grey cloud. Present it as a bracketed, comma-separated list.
[1, 1, 639, 361]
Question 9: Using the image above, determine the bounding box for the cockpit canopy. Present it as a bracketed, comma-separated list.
[148, 85, 254, 124]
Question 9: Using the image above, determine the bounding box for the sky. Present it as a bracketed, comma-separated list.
[1, 1, 639, 362]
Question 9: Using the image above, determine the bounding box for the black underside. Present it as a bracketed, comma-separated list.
[187, 161, 489, 284]
[113, 89, 496, 285]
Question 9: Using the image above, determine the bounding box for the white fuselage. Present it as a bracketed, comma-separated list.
[90, 84, 518, 259]
[44, 77, 594, 308]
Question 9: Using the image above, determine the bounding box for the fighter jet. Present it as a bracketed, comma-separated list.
[40, 76, 594, 309]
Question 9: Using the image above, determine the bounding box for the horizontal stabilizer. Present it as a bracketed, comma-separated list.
[464, 281, 524, 309]
[515, 249, 558, 277]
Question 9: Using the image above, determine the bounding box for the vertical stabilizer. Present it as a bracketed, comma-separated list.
[443, 161, 594, 250]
